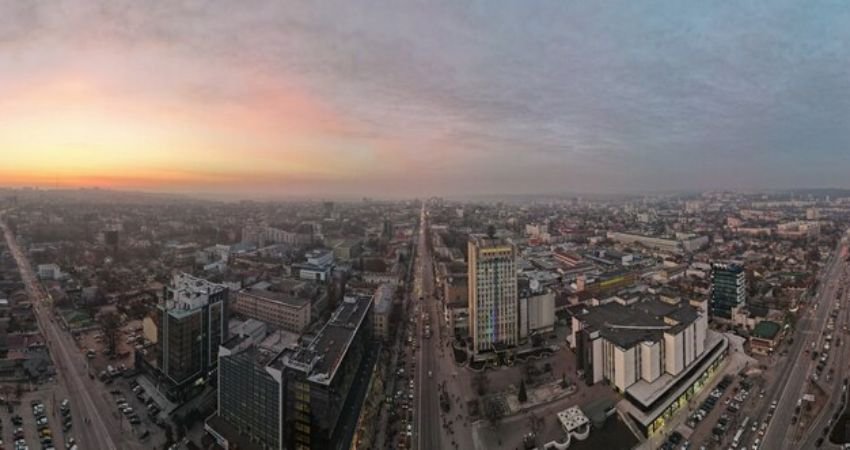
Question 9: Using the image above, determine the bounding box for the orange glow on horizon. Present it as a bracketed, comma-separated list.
[1, 72, 394, 191]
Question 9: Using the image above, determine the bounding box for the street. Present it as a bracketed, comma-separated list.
[414, 205, 441, 450]
[0, 214, 131, 450]
[761, 239, 849, 450]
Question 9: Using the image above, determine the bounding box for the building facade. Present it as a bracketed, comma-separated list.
[372, 283, 394, 340]
[468, 235, 518, 355]
[569, 296, 725, 437]
[157, 273, 229, 387]
[214, 330, 282, 450]
[709, 263, 746, 319]
[208, 295, 374, 450]
[234, 286, 312, 333]
[280, 295, 374, 450]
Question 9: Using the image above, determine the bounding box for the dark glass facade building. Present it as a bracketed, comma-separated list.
[157, 273, 229, 387]
[709, 263, 746, 319]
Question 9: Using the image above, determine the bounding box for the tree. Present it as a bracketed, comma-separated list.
[472, 372, 490, 397]
[487, 225, 496, 238]
[483, 397, 504, 426]
[99, 311, 122, 355]
[163, 423, 174, 448]
[518, 379, 528, 403]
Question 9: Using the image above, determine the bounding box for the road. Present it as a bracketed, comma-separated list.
[761, 240, 848, 450]
[414, 205, 441, 450]
[798, 259, 850, 449]
[0, 215, 121, 450]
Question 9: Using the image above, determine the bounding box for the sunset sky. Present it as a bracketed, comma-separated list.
[3, 1, 850, 198]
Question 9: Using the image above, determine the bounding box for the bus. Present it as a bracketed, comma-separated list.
[733, 417, 751, 448]
[732, 428, 744, 448]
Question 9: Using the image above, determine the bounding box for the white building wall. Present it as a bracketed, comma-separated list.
[613, 346, 626, 391]
[640, 341, 661, 382]
[695, 313, 707, 356]
[527, 291, 556, 333]
[683, 325, 695, 367]
[664, 331, 685, 375]
[592, 338, 604, 383]
[519, 296, 529, 340]
[612, 346, 637, 392]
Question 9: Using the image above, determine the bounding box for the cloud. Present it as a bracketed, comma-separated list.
[2, 0, 850, 196]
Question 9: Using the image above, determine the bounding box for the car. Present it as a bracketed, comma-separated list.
[669, 431, 683, 444]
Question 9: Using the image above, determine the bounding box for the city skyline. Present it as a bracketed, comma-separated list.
[4, 1, 850, 198]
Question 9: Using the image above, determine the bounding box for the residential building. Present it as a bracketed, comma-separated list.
[372, 283, 394, 340]
[468, 235, 518, 355]
[709, 263, 746, 319]
[37, 263, 61, 280]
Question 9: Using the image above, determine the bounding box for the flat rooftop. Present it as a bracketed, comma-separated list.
[557, 406, 590, 432]
[373, 284, 394, 315]
[276, 294, 372, 385]
[240, 283, 311, 308]
[575, 297, 701, 349]
[164, 273, 226, 316]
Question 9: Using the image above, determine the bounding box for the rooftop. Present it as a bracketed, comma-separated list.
[752, 320, 781, 339]
[574, 296, 702, 349]
[277, 294, 372, 385]
[373, 283, 394, 315]
[240, 281, 312, 308]
[163, 273, 226, 316]
[557, 406, 590, 432]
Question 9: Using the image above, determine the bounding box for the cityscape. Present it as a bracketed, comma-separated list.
[3, 2, 850, 450]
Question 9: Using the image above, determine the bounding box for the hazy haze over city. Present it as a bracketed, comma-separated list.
[3, 1, 850, 198]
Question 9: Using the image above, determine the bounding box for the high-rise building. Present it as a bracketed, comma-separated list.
[208, 320, 284, 450]
[468, 235, 518, 355]
[280, 294, 373, 450]
[709, 263, 746, 319]
[157, 273, 229, 387]
[207, 295, 375, 450]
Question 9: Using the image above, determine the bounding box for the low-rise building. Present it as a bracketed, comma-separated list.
[233, 281, 314, 333]
[293, 249, 334, 282]
[372, 283, 394, 340]
[750, 320, 782, 355]
[37, 264, 61, 281]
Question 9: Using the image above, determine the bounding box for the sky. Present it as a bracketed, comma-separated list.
[2, 1, 850, 199]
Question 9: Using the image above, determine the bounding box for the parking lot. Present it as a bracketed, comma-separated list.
[671, 374, 770, 450]
[0, 386, 74, 450]
[102, 376, 168, 448]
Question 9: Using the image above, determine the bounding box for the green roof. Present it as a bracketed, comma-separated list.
[752, 320, 781, 339]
